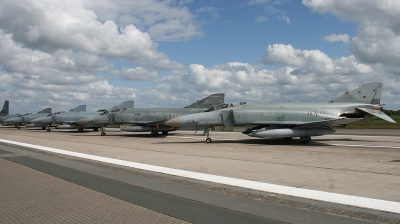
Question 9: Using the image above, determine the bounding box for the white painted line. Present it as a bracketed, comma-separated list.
[1, 138, 399, 214]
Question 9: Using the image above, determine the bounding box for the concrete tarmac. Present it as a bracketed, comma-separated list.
[1, 126, 400, 223]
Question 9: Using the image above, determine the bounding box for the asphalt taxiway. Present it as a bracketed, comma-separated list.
[1, 126, 399, 223]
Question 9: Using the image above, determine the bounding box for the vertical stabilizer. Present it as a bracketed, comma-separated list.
[1, 100, 9, 115]
[70, 105, 86, 112]
[37, 108, 52, 113]
[330, 83, 382, 104]
[185, 93, 225, 109]
[110, 101, 134, 110]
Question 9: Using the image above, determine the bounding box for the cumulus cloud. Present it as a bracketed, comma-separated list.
[83, 0, 203, 42]
[263, 44, 336, 74]
[118, 67, 159, 81]
[303, 0, 400, 67]
[324, 34, 350, 44]
[0, 0, 184, 70]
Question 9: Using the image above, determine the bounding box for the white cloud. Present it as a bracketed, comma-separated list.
[83, 0, 203, 42]
[255, 16, 269, 22]
[324, 34, 350, 44]
[0, 0, 184, 70]
[303, 0, 400, 67]
[278, 15, 291, 25]
[119, 67, 159, 81]
[263, 44, 336, 74]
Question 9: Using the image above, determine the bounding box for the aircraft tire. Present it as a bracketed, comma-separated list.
[162, 131, 168, 135]
[78, 128, 84, 132]
[101, 132, 106, 136]
[151, 131, 159, 137]
[300, 136, 311, 144]
[46, 129, 51, 132]
[206, 138, 212, 143]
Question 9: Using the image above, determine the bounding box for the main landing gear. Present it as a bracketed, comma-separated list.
[203, 128, 212, 143]
[299, 136, 311, 144]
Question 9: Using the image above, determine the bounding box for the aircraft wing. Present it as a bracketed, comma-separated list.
[253, 118, 363, 128]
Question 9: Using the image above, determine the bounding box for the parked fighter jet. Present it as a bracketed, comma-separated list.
[28, 105, 86, 131]
[3, 108, 52, 129]
[165, 83, 396, 144]
[30, 101, 134, 132]
[76, 93, 225, 136]
[0, 100, 20, 126]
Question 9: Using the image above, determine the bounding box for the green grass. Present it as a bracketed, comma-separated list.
[345, 115, 400, 129]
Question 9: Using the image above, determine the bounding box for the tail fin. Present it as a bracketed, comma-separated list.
[69, 105, 86, 112]
[110, 101, 134, 110]
[1, 100, 9, 115]
[331, 83, 382, 104]
[185, 93, 225, 109]
[37, 108, 52, 113]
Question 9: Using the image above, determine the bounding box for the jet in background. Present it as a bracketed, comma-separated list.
[30, 101, 134, 132]
[165, 83, 396, 144]
[28, 105, 86, 131]
[76, 93, 225, 136]
[3, 108, 52, 129]
[0, 100, 21, 126]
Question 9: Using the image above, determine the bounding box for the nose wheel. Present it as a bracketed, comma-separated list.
[100, 126, 106, 136]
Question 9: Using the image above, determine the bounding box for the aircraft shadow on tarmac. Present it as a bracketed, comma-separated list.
[21, 128, 382, 146]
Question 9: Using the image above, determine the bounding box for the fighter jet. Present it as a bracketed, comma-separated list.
[0, 100, 21, 126]
[30, 101, 134, 132]
[165, 83, 396, 144]
[76, 93, 225, 136]
[3, 108, 52, 129]
[29, 105, 86, 131]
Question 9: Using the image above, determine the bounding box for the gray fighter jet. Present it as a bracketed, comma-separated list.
[76, 93, 225, 136]
[29, 105, 87, 131]
[3, 108, 52, 129]
[30, 101, 134, 132]
[165, 83, 396, 144]
[0, 100, 21, 126]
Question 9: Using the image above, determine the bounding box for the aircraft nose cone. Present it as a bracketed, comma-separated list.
[165, 117, 181, 128]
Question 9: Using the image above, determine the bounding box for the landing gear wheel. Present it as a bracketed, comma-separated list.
[46, 129, 51, 132]
[101, 132, 106, 136]
[162, 131, 168, 135]
[300, 136, 311, 144]
[206, 138, 212, 143]
[78, 128, 84, 132]
[151, 131, 159, 137]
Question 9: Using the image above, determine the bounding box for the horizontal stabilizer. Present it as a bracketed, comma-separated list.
[357, 107, 396, 123]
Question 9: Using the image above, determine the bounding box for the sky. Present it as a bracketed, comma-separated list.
[1, 0, 400, 113]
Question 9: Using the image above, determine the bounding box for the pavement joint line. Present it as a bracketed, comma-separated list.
[329, 143, 400, 149]
[1, 138, 400, 214]
[169, 135, 400, 149]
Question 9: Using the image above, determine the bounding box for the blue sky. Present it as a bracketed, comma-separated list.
[0, 0, 399, 113]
